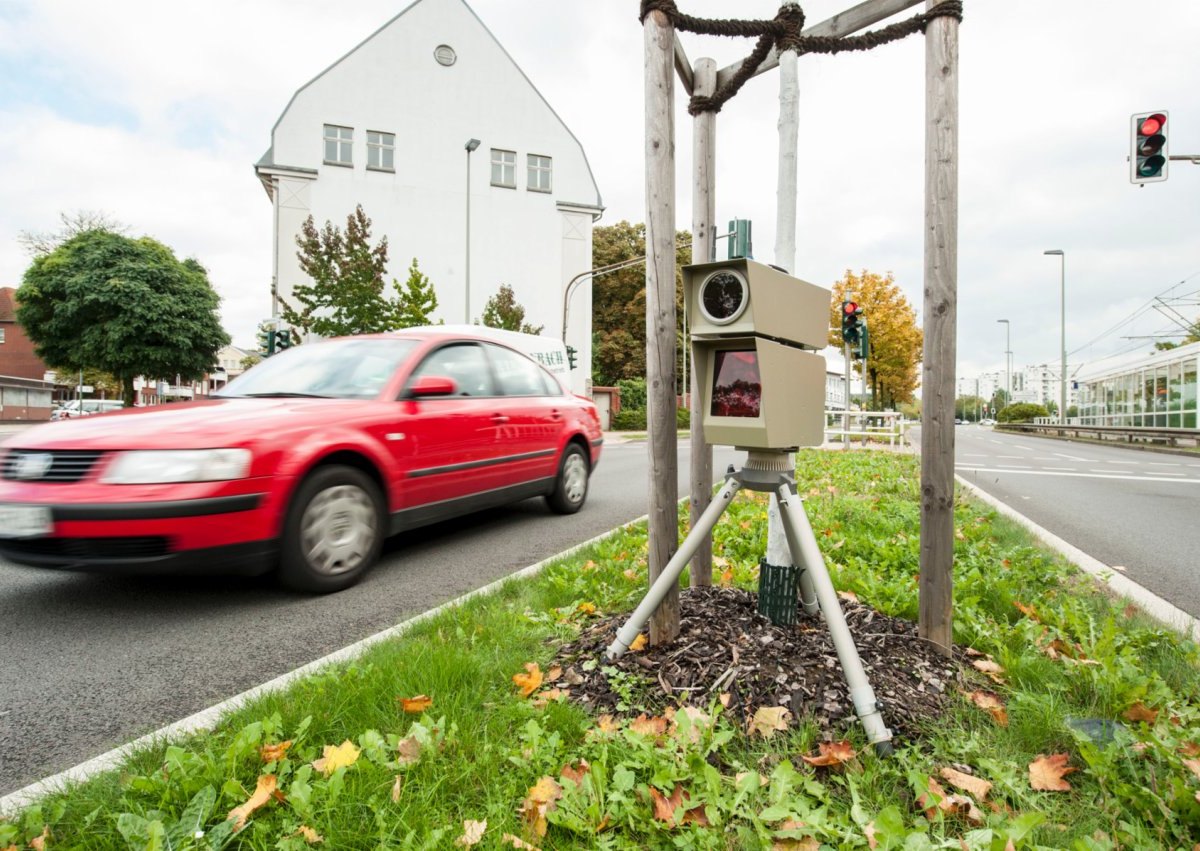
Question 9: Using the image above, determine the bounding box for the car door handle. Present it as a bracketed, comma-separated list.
[491, 414, 510, 424]
[550, 409, 563, 421]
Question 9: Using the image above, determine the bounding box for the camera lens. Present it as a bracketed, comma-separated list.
[700, 271, 748, 325]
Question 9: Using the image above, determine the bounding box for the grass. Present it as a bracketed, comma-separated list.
[3, 450, 1199, 849]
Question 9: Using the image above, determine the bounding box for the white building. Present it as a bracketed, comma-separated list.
[254, 0, 603, 394]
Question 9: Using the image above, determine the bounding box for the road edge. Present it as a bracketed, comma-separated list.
[0, 518, 645, 815]
[956, 474, 1200, 642]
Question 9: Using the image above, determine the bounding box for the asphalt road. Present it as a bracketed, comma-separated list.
[0, 439, 741, 795]
[946, 426, 1200, 618]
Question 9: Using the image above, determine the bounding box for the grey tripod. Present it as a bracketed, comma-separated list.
[605, 449, 893, 753]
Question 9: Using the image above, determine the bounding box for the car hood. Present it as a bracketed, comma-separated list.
[3, 398, 374, 451]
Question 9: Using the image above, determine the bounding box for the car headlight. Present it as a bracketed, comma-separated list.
[102, 449, 253, 484]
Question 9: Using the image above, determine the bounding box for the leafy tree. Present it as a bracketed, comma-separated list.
[955, 395, 985, 422]
[591, 221, 690, 388]
[17, 230, 229, 405]
[827, 270, 922, 408]
[998, 402, 1049, 423]
[392, 259, 440, 329]
[282, 205, 393, 337]
[18, 210, 128, 257]
[990, 388, 1010, 413]
[239, 353, 263, 372]
[478, 283, 542, 334]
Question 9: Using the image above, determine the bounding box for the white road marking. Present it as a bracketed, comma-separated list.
[955, 466, 1200, 484]
[1147, 462, 1180, 467]
[1053, 452, 1090, 461]
[1044, 466, 1077, 471]
[998, 455, 1025, 459]
[1013, 444, 1033, 450]
[1102, 460, 1138, 465]
[996, 464, 1031, 469]
[961, 453, 988, 457]
[1157, 472, 1188, 477]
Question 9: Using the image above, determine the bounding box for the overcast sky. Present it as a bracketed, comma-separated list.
[1, 0, 1197, 385]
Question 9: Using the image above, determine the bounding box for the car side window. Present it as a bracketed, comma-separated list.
[540, 369, 565, 396]
[408, 343, 494, 397]
[486, 344, 548, 397]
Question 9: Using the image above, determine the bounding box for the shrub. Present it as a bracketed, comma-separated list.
[676, 406, 690, 429]
[616, 378, 647, 411]
[998, 402, 1049, 423]
[611, 407, 647, 431]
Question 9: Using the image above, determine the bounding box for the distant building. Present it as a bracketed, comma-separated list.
[254, 0, 603, 394]
[0, 287, 55, 421]
[1076, 342, 1199, 428]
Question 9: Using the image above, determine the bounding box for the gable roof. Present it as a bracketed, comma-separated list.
[257, 0, 602, 211]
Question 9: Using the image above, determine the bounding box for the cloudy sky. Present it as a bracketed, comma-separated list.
[1, 0, 1197, 385]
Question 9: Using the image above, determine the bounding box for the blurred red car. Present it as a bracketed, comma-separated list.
[0, 329, 602, 592]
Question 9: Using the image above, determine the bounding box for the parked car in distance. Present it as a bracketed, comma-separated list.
[0, 329, 603, 592]
[980, 418, 997, 426]
[52, 399, 125, 420]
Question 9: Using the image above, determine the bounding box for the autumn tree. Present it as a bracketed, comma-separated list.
[827, 270, 922, 408]
[591, 221, 690, 388]
[478, 283, 542, 334]
[392, 258, 440, 329]
[18, 230, 229, 405]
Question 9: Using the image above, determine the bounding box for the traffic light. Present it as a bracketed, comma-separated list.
[256, 324, 274, 356]
[840, 301, 862, 346]
[275, 328, 292, 351]
[566, 345, 578, 370]
[856, 319, 870, 361]
[1130, 111, 1168, 184]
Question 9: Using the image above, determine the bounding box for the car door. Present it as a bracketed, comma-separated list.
[482, 343, 563, 488]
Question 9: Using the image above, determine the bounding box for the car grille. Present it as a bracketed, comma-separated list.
[1, 450, 106, 483]
[0, 536, 170, 560]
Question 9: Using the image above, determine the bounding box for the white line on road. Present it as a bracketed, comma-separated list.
[1102, 460, 1139, 465]
[996, 464, 1031, 469]
[1044, 467, 1077, 471]
[960, 453, 988, 457]
[998, 455, 1025, 459]
[1053, 452, 1090, 461]
[1013, 444, 1033, 450]
[956, 466, 1200, 484]
[1147, 462, 1181, 467]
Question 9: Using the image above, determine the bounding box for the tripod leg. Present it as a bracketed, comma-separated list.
[606, 477, 741, 660]
[776, 482, 893, 751]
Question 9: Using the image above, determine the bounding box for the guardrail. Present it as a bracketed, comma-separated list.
[824, 410, 910, 447]
[998, 422, 1200, 449]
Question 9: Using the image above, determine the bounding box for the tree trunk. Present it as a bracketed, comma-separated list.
[122, 374, 137, 407]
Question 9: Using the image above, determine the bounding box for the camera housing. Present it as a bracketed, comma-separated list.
[684, 259, 831, 450]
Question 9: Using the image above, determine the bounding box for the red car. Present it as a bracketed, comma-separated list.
[0, 329, 602, 592]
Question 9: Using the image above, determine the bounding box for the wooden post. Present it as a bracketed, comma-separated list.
[918, 0, 959, 655]
[644, 8, 680, 644]
[688, 57, 717, 587]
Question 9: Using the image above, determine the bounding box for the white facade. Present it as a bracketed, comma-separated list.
[255, 0, 602, 394]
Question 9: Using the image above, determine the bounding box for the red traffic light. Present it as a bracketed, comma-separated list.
[1138, 114, 1165, 136]
[843, 301, 858, 315]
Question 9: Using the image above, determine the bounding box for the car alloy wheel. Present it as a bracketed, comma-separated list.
[546, 443, 589, 514]
[300, 483, 377, 576]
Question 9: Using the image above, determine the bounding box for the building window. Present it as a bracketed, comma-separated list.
[367, 131, 395, 171]
[0, 327, 5, 344]
[434, 44, 457, 66]
[527, 154, 552, 192]
[490, 149, 516, 188]
[323, 124, 352, 166]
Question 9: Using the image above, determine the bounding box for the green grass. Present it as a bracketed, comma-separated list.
[3, 450, 1199, 849]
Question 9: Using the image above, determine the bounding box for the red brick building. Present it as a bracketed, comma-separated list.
[0, 287, 56, 421]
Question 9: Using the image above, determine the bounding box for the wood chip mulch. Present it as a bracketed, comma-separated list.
[553, 586, 967, 739]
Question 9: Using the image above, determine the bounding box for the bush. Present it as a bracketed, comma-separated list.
[676, 406, 690, 429]
[616, 378, 647, 411]
[611, 407, 647, 431]
[998, 402, 1049, 423]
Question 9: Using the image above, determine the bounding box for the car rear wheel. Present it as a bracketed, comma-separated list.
[280, 465, 384, 593]
[546, 443, 589, 515]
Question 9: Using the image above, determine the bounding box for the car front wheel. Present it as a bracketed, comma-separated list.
[280, 465, 384, 593]
[546, 443, 589, 514]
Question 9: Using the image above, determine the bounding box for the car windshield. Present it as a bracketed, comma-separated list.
[218, 338, 419, 400]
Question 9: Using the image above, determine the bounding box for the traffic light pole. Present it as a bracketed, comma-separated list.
[843, 341, 852, 445]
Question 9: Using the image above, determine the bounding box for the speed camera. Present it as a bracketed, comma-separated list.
[685, 259, 830, 450]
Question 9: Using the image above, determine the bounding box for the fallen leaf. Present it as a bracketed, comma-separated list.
[837, 590, 859, 602]
[648, 784, 707, 827]
[629, 713, 669, 737]
[595, 714, 618, 733]
[623, 568, 638, 581]
[546, 666, 563, 682]
[740, 520, 752, 530]
[577, 602, 597, 615]
[748, 705, 792, 738]
[311, 740, 360, 776]
[718, 567, 734, 586]
[560, 759, 591, 786]
[971, 659, 1005, 676]
[400, 694, 433, 714]
[963, 689, 1009, 724]
[1111, 564, 1127, 572]
[670, 706, 712, 744]
[1122, 604, 1140, 619]
[1122, 702, 1159, 724]
[940, 766, 992, 801]
[801, 740, 857, 767]
[455, 819, 487, 847]
[917, 778, 984, 825]
[520, 777, 562, 838]
[1013, 601, 1040, 621]
[396, 735, 422, 766]
[718, 692, 731, 708]
[259, 740, 293, 762]
[227, 775, 279, 830]
[1182, 758, 1200, 780]
[771, 835, 820, 851]
[513, 663, 543, 697]
[531, 687, 570, 707]
[28, 827, 50, 851]
[292, 826, 323, 844]
[501, 835, 540, 850]
[391, 775, 403, 802]
[964, 647, 987, 658]
[629, 633, 648, 652]
[582, 560, 597, 571]
[1180, 742, 1200, 757]
[735, 771, 769, 788]
[1029, 754, 1077, 791]
[864, 821, 878, 849]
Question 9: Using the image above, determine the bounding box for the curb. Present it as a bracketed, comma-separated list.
[0, 518, 646, 815]
[955, 474, 1200, 642]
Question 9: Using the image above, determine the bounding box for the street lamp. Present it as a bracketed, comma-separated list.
[996, 319, 1011, 410]
[1044, 249, 1066, 424]
[464, 138, 481, 323]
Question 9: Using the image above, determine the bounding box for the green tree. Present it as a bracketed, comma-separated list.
[998, 402, 1049, 423]
[17, 230, 229, 405]
[828, 270, 922, 408]
[478, 283, 543, 334]
[955, 395, 985, 422]
[391, 258, 440, 329]
[282, 205, 393, 337]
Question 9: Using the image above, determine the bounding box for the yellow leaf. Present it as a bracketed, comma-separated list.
[837, 590, 859, 603]
[582, 560, 598, 571]
[577, 602, 597, 615]
[629, 713, 669, 737]
[28, 827, 50, 851]
[748, 706, 791, 739]
[400, 694, 433, 714]
[259, 740, 292, 763]
[965, 690, 1009, 726]
[1013, 601, 1040, 621]
[520, 777, 563, 838]
[801, 740, 856, 767]
[513, 663, 543, 697]
[311, 740, 360, 776]
[292, 825, 324, 844]
[939, 766, 992, 801]
[501, 834, 540, 849]
[531, 688, 570, 707]
[1028, 753, 1077, 791]
[227, 775, 279, 830]
[629, 633, 648, 652]
[546, 666, 562, 682]
[455, 819, 487, 847]
[595, 715, 618, 733]
[718, 567, 734, 587]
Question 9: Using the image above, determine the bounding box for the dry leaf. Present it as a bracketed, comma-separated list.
[771, 834, 820, 851]
[1122, 702, 1159, 724]
[577, 602, 597, 615]
[520, 776, 562, 838]
[622, 568, 638, 581]
[28, 827, 50, 851]
[972, 659, 1005, 676]
[1122, 604, 1140, 619]
[1029, 754, 1077, 791]
[582, 560, 597, 571]
[390, 775, 403, 802]
[259, 740, 292, 763]
[670, 706, 712, 744]
[718, 567, 734, 587]
[837, 590, 859, 603]
[630, 713, 669, 737]
[311, 740, 360, 776]
[455, 819, 487, 847]
[400, 694, 433, 714]
[513, 663, 543, 697]
[546, 666, 563, 682]
[629, 633, 648, 652]
[718, 692, 731, 708]
[227, 775, 279, 830]
[1182, 758, 1200, 780]
[396, 735, 422, 766]
[501, 835, 540, 850]
[293, 826, 323, 844]
[748, 705, 791, 738]
[649, 784, 708, 828]
[964, 647, 986, 658]
[1180, 742, 1200, 757]
[595, 715, 618, 733]
[940, 766, 992, 801]
[1111, 564, 1127, 572]
[1013, 601, 1040, 621]
[801, 740, 857, 767]
[531, 687, 570, 707]
[560, 759, 591, 786]
[864, 821, 878, 849]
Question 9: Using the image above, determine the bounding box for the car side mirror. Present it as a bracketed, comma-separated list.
[407, 375, 458, 398]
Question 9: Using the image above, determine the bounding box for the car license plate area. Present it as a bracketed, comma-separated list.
[0, 504, 54, 539]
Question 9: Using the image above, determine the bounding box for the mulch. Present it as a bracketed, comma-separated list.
[553, 586, 968, 740]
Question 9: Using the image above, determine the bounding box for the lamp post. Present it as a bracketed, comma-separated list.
[996, 319, 1011, 410]
[464, 138, 481, 323]
[1044, 249, 1066, 423]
